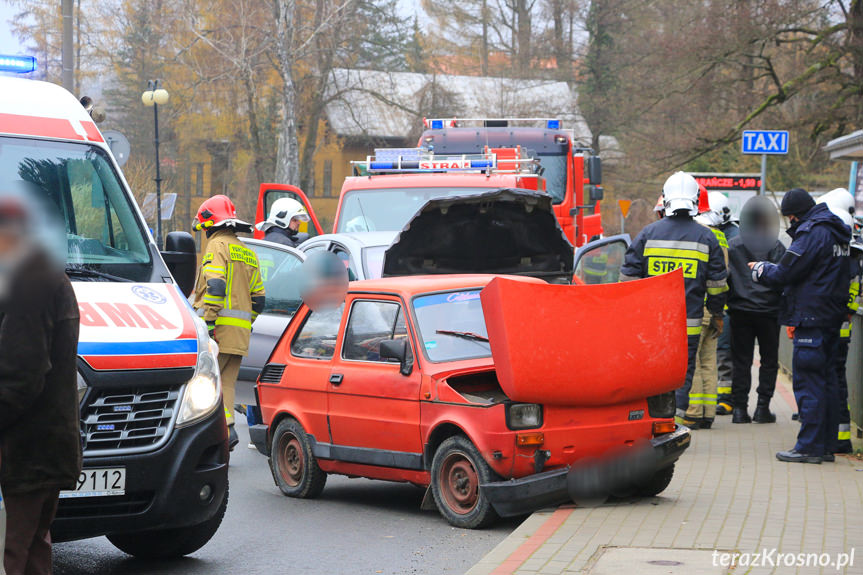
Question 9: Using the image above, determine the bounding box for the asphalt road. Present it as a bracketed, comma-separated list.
[53, 383, 521, 575]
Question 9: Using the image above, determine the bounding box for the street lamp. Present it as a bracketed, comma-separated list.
[142, 80, 169, 249]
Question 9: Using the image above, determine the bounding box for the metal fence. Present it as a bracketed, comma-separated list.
[777, 313, 863, 441]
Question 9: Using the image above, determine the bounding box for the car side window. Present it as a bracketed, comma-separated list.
[343, 301, 412, 362]
[574, 240, 628, 285]
[250, 243, 304, 316]
[291, 305, 344, 359]
[331, 246, 358, 281]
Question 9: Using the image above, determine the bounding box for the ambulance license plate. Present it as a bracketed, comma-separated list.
[60, 468, 126, 498]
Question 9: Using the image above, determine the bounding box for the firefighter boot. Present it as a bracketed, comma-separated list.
[228, 424, 239, 452]
[752, 397, 776, 424]
[732, 407, 751, 424]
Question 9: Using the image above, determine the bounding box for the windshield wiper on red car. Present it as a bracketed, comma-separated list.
[65, 265, 132, 283]
[435, 329, 489, 343]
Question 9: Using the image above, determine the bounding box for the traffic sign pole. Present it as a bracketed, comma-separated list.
[760, 154, 766, 196]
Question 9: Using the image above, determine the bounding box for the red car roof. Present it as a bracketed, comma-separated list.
[347, 274, 544, 298]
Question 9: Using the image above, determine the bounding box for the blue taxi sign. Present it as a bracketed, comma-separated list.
[741, 130, 789, 155]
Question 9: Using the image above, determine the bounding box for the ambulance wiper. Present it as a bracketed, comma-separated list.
[65, 265, 132, 283]
[435, 329, 489, 343]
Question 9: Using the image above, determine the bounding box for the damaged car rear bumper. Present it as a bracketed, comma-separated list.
[481, 425, 691, 517]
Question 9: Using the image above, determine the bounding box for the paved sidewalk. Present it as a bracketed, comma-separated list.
[468, 370, 863, 575]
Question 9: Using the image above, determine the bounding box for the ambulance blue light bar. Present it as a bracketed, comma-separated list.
[0, 55, 37, 73]
[547, 119, 560, 129]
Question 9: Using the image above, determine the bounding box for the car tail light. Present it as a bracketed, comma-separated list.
[646, 392, 675, 419]
[652, 421, 676, 436]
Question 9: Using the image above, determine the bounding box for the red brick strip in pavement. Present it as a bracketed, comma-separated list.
[489, 507, 574, 575]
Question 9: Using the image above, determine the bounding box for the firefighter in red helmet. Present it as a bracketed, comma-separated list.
[192, 195, 265, 450]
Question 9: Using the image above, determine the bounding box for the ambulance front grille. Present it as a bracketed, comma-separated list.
[81, 386, 181, 455]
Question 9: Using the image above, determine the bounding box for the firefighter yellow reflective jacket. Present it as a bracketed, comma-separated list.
[193, 229, 265, 356]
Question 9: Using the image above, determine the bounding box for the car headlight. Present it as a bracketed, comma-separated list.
[506, 403, 543, 430]
[646, 392, 675, 419]
[177, 320, 223, 427]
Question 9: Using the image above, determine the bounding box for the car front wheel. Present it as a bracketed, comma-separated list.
[430, 436, 498, 529]
[270, 417, 327, 498]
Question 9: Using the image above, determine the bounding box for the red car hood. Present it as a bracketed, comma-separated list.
[480, 271, 688, 406]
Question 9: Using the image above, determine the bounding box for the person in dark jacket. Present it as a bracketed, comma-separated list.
[621, 172, 728, 428]
[0, 195, 81, 575]
[255, 197, 311, 248]
[751, 188, 851, 464]
[727, 196, 786, 424]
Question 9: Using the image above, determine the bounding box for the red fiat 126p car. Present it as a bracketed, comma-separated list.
[251, 271, 691, 528]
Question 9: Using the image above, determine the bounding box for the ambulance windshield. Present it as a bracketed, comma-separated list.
[0, 136, 152, 281]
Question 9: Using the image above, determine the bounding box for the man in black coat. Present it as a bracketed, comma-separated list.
[726, 196, 785, 424]
[0, 196, 81, 574]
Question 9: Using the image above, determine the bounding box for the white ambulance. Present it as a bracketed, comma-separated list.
[0, 70, 228, 558]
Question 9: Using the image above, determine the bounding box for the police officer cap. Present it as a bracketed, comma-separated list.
[780, 188, 815, 217]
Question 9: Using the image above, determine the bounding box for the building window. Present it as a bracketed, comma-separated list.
[323, 160, 333, 197]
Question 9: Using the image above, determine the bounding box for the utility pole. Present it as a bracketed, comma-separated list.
[61, 0, 74, 91]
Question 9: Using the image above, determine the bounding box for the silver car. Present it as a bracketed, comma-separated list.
[239, 238, 305, 383]
[298, 232, 398, 281]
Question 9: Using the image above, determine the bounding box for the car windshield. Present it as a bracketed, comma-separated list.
[361, 245, 387, 279]
[0, 136, 152, 281]
[412, 289, 491, 362]
[337, 187, 498, 233]
[538, 153, 567, 204]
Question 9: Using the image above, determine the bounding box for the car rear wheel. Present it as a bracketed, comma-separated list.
[107, 482, 228, 559]
[431, 436, 498, 529]
[270, 418, 327, 498]
[638, 464, 675, 497]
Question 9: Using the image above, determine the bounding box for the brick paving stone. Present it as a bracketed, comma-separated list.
[466, 366, 863, 575]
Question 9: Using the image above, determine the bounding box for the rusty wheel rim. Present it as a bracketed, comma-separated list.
[439, 450, 479, 515]
[277, 432, 304, 487]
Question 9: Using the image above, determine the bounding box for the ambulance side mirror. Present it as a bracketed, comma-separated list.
[162, 232, 197, 297]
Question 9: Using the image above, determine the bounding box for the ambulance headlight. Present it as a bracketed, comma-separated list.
[177, 338, 222, 427]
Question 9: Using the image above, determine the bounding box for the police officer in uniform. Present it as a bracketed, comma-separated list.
[193, 195, 265, 450]
[750, 188, 850, 463]
[621, 172, 728, 428]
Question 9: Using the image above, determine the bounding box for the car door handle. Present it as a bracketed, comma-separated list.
[329, 374, 344, 385]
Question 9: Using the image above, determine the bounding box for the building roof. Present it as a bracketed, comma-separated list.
[824, 130, 863, 160]
[325, 68, 593, 145]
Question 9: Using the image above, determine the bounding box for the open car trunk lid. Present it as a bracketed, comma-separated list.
[480, 271, 688, 406]
[382, 188, 573, 283]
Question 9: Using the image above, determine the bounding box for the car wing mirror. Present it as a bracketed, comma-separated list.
[162, 231, 197, 297]
[380, 339, 413, 376]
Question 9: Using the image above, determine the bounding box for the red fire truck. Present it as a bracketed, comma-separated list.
[418, 118, 604, 246]
[254, 146, 554, 240]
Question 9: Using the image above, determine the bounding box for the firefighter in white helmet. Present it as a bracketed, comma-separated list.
[255, 197, 311, 248]
[817, 188, 860, 453]
[704, 191, 740, 416]
[620, 172, 728, 428]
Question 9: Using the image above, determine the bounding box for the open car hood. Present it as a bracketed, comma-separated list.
[382, 188, 574, 282]
[480, 271, 688, 406]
